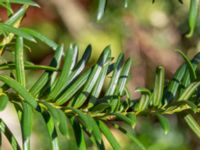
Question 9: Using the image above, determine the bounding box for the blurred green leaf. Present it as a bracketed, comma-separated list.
[47, 44, 78, 100]
[0, 23, 36, 42]
[176, 50, 196, 80]
[135, 87, 151, 96]
[0, 62, 58, 71]
[21, 102, 32, 150]
[156, 113, 170, 134]
[21, 28, 58, 50]
[98, 120, 121, 150]
[115, 58, 132, 95]
[0, 119, 21, 150]
[0, 94, 8, 112]
[87, 116, 103, 144]
[57, 109, 68, 136]
[0, 0, 39, 7]
[90, 103, 111, 113]
[126, 113, 137, 128]
[186, 0, 199, 38]
[88, 60, 110, 108]
[0, 75, 37, 108]
[69, 108, 93, 133]
[114, 123, 146, 150]
[152, 66, 165, 107]
[178, 82, 200, 101]
[135, 94, 150, 112]
[5, 5, 28, 25]
[124, 0, 129, 8]
[41, 111, 59, 150]
[184, 114, 200, 138]
[113, 113, 135, 128]
[72, 118, 86, 150]
[15, 36, 26, 87]
[97, 0, 107, 21]
[106, 53, 124, 96]
[165, 64, 186, 102]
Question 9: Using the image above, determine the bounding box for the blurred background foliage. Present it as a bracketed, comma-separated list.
[0, 0, 200, 149]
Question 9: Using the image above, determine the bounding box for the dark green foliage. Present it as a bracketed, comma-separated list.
[0, 1, 200, 150]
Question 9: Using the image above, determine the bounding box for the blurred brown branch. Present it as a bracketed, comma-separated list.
[48, 0, 92, 38]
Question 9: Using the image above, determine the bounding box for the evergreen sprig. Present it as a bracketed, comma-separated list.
[0, 1, 200, 150]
